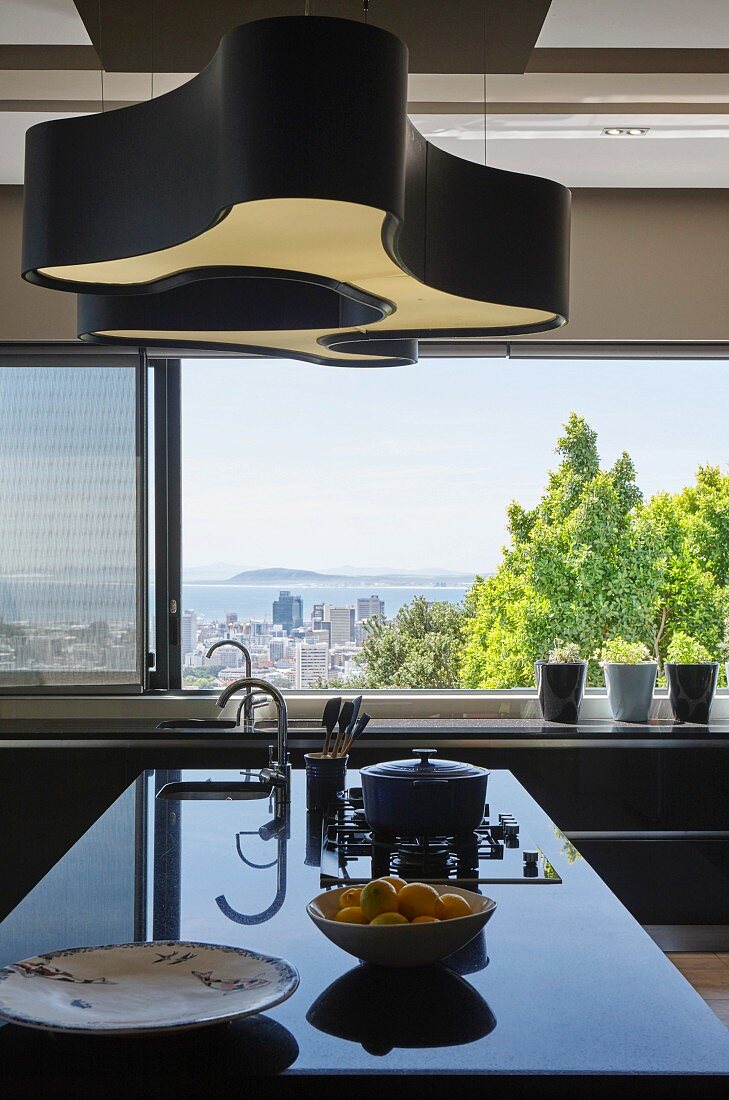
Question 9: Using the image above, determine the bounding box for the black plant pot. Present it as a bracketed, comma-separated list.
[665, 662, 718, 724]
[535, 661, 587, 723]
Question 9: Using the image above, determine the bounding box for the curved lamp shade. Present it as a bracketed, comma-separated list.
[23, 17, 571, 366]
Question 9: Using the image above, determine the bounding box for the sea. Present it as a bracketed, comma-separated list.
[0, 579, 469, 626]
[182, 584, 469, 623]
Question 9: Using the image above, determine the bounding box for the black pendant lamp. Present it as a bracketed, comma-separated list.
[22, 16, 571, 367]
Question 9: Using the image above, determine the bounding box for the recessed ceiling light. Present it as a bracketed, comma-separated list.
[602, 127, 650, 136]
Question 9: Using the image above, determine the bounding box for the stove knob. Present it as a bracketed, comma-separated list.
[523, 850, 539, 865]
[503, 821, 519, 838]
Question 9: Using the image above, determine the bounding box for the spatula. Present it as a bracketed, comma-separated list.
[342, 712, 371, 756]
[333, 700, 354, 756]
[346, 695, 363, 735]
[321, 696, 341, 757]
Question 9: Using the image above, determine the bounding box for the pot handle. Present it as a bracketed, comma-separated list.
[413, 780, 449, 787]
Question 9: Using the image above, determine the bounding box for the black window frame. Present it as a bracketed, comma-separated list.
[158, 341, 729, 695]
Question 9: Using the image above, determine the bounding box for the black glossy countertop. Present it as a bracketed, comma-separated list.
[2, 716, 729, 745]
[1, 768, 728, 1096]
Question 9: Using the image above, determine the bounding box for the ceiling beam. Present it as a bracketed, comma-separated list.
[73, 1, 553, 74]
[0, 46, 99, 70]
[408, 101, 729, 115]
[530, 48, 729, 74]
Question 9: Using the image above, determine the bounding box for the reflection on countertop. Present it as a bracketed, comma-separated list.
[1, 768, 729, 1092]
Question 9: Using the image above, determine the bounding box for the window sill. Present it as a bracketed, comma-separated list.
[2, 688, 729, 723]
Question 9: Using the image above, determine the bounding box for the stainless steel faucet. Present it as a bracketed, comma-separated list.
[205, 640, 258, 730]
[216, 677, 290, 801]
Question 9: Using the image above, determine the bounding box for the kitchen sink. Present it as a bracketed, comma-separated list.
[156, 719, 238, 731]
[156, 780, 271, 801]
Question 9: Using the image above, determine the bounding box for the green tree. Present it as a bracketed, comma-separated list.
[461, 414, 664, 687]
[357, 596, 466, 688]
[640, 467, 729, 664]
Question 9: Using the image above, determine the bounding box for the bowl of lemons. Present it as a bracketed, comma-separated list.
[306, 877, 496, 968]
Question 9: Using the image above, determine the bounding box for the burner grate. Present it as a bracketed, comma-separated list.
[320, 791, 561, 886]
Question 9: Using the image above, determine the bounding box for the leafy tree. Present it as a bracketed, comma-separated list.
[358, 415, 729, 690]
[357, 597, 466, 688]
[640, 469, 729, 664]
[461, 414, 664, 687]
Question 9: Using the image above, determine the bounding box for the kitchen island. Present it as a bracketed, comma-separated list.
[1, 768, 728, 1097]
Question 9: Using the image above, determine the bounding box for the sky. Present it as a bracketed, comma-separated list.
[181, 356, 729, 575]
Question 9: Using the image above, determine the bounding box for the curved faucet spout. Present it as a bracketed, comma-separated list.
[206, 640, 254, 729]
[216, 677, 289, 801]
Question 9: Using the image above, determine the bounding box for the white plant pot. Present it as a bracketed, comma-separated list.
[604, 663, 657, 723]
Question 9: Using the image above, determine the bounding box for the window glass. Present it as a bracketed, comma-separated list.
[0, 363, 141, 688]
[180, 356, 729, 690]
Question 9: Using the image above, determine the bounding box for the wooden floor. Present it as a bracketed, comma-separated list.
[667, 953, 729, 1027]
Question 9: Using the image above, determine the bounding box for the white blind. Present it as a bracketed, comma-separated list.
[0, 359, 142, 689]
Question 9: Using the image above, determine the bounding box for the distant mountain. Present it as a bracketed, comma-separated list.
[224, 567, 477, 587]
[326, 565, 472, 578]
[183, 561, 245, 580]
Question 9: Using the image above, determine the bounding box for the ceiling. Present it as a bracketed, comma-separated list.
[537, 1, 729, 49]
[0, 1, 727, 187]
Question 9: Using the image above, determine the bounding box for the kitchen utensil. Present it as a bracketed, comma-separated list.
[0, 942, 299, 1035]
[332, 700, 354, 757]
[360, 749, 489, 836]
[342, 712, 370, 756]
[307, 885, 496, 968]
[346, 695, 363, 735]
[321, 697, 341, 756]
[305, 752, 349, 811]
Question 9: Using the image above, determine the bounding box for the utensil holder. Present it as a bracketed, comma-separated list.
[305, 752, 348, 812]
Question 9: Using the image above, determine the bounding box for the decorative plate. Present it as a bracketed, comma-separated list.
[0, 941, 299, 1034]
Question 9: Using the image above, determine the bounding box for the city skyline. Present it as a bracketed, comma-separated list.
[182, 587, 384, 688]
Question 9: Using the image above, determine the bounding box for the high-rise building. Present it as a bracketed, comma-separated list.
[181, 610, 197, 657]
[295, 642, 329, 688]
[357, 595, 385, 620]
[324, 604, 356, 645]
[272, 590, 303, 633]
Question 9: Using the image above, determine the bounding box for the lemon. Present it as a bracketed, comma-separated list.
[334, 906, 369, 924]
[411, 915, 440, 924]
[397, 881, 440, 921]
[360, 878, 399, 921]
[338, 887, 362, 910]
[370, 912, 408, 925]
[435, 893, 472, 920]
[379, 876, 407, 894]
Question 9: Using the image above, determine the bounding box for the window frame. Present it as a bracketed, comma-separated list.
[3, 340, 729, 700]
[164, 340, 729, 698]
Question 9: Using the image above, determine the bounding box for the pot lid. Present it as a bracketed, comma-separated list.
[361, 749, 486, 780]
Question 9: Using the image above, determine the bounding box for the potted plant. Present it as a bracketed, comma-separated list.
[596, 637, 657, 723]
[664, 631, 719, 724]
[535, 640, 587, 723]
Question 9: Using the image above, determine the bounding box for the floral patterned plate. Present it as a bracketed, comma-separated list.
[0, 941, 299, 1034]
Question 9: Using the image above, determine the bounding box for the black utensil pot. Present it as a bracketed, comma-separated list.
[535, 660, 587, 723]
[360, 749, 489, 836]
[665, 662, 718, 723]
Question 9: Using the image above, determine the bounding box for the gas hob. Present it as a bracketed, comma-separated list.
[320, 787, 561, 886]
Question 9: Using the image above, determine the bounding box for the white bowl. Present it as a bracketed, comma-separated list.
[307, 884, 496, 968]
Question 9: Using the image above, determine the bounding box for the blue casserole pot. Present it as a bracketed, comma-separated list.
[360, 749, 489, 837]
